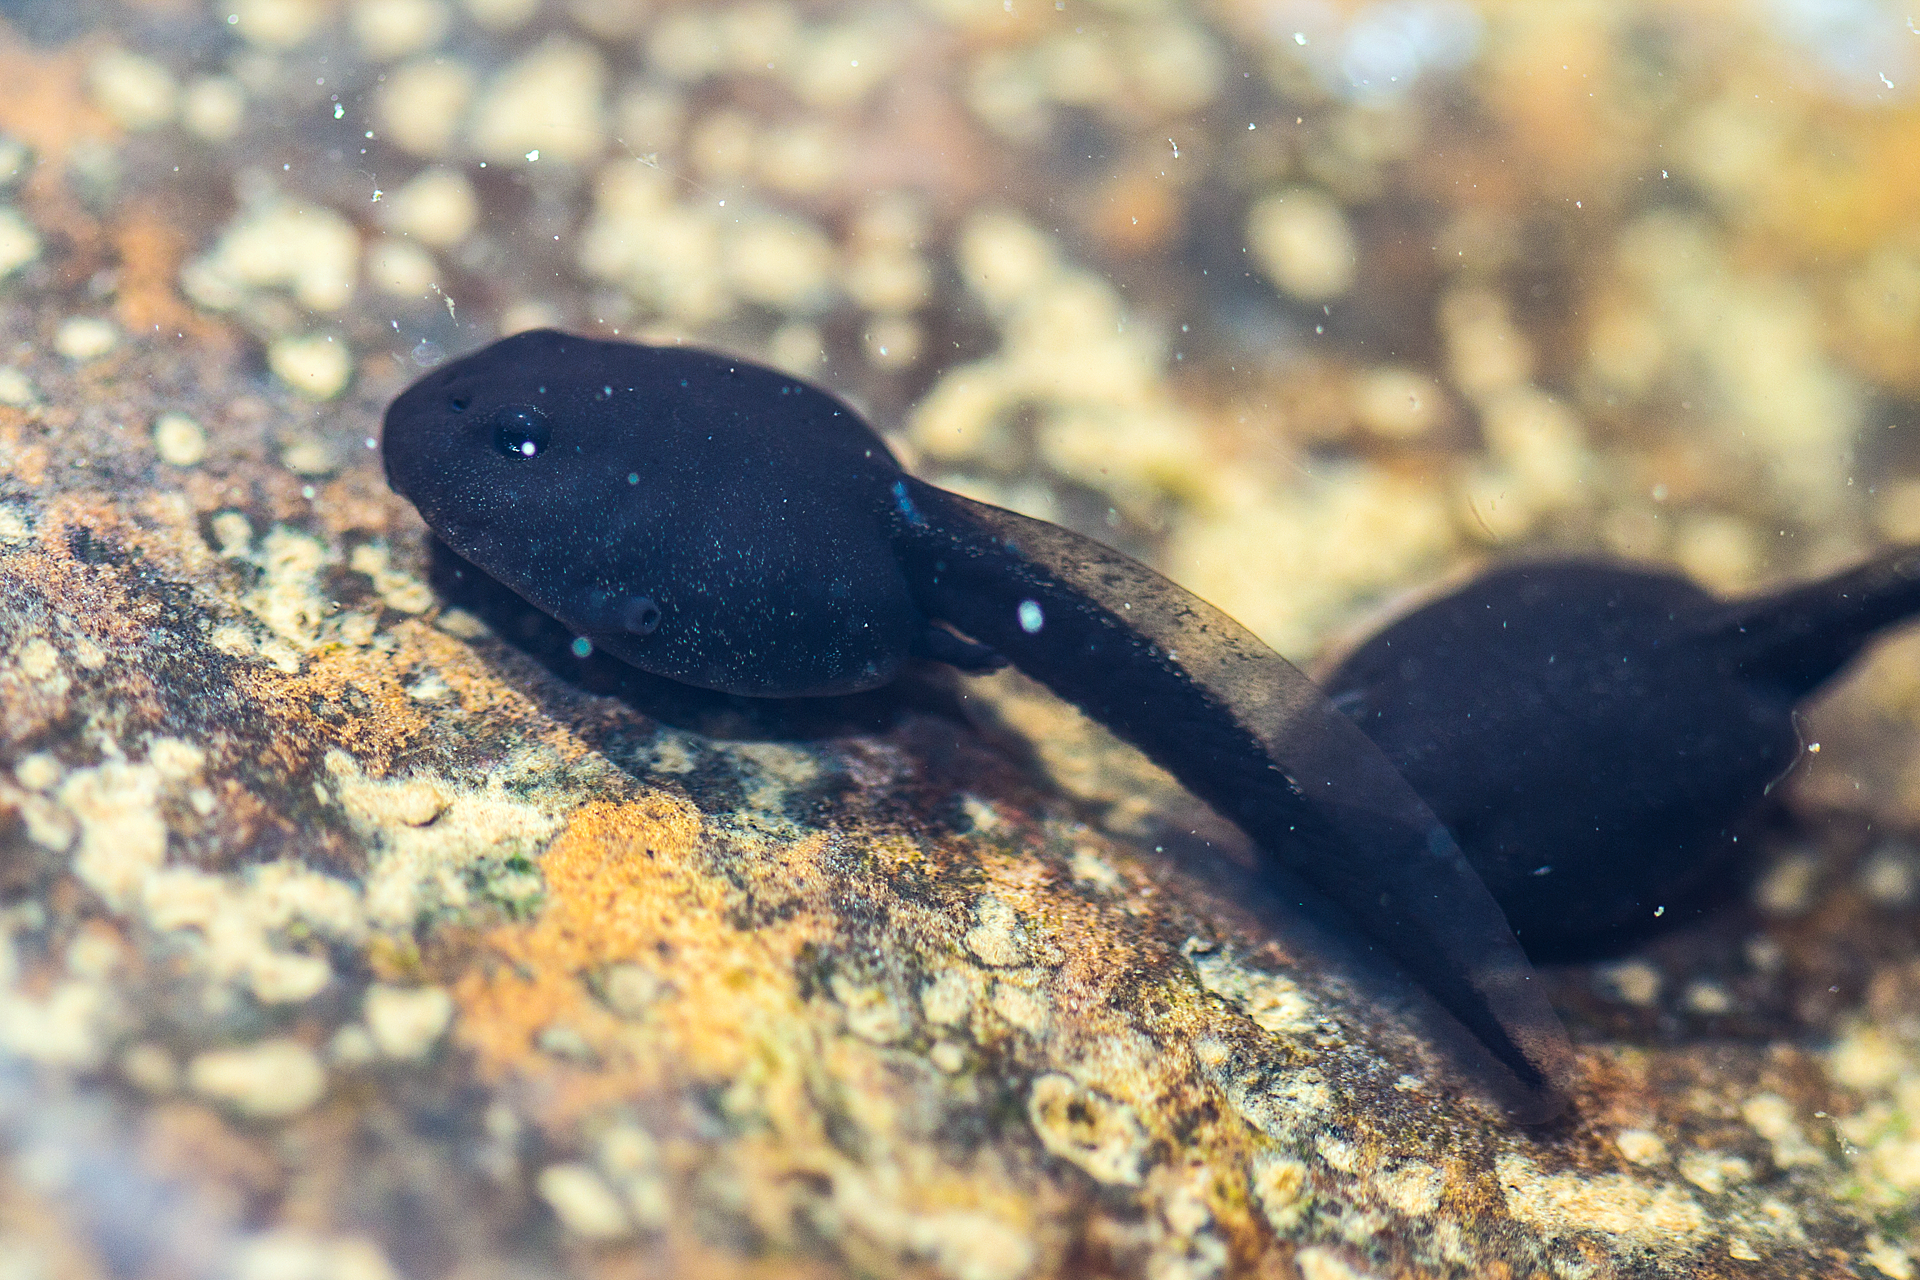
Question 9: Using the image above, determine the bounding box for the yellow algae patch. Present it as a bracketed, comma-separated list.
[332, 754, 558, 927]
[142, 859, 361, 1003]
[61, 759, 168, 910]
[452, 796, 827, 1116]
[1496, 1153, 1708, 1248]
[1028, 1073, 1148, 1186]
[1189, 947, 1324, 1040]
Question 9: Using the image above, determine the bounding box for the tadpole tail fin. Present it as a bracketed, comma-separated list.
[891, 477, 1574, 1119]
[1695, 546, 1920, 696]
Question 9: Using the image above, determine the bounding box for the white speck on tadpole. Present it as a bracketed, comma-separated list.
[1018, 600, 1044, 633]
[525, 149, 539, 161]
[1294, 31, 1306, 44]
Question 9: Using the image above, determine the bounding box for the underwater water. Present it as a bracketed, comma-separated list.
[0, 0, 1919, 1275]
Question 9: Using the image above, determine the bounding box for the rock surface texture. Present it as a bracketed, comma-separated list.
[2, 1, 1920, 1278]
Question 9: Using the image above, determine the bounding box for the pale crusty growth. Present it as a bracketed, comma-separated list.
[53, 317, 118, 361]
[329, 751, 563, 927]
[189, 1039, 328, 1116]
[380, 167, 478, 247]
[376, 59, 475, 157]
[470, 39, 609, 165]
[1247, 187, 1356, 303]
[182, 203, 360, 314]
[152, 412, 207, 467]
[351, 0, 450, 61]
[1027, 1074, 1149, 1186]
[269, 334, 351, 398]
[363, 983, 455, 1058]
[87, 48, 176, 131]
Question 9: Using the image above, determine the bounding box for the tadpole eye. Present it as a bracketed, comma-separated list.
[448, 394, 470, 413]
[622, 596, 662, 636]
[490, 405, 551, 458]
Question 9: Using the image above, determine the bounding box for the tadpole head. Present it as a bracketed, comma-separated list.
[380, 330, 580, 536]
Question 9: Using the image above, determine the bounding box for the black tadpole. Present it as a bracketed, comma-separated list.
[1322, 551, 1920, 960]
[381, 330, 1574, 1119]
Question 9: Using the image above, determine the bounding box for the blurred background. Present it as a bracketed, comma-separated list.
[14, 0, 1920, 660]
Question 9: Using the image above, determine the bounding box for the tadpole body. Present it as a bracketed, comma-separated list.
[1323, 553, 1920, 959]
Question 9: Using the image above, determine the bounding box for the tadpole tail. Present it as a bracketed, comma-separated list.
[891, 477, 1574, 1120]
[1695, 545, 1920, 696]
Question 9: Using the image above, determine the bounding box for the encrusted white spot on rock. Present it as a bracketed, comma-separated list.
[831, 974, 910, 1044]
[1067, 846, 1123, 892]
[232, 1230, 399, 1280]
[1377, 1160, 1443, 1216]
[331, 752, 561, 927]
[1755, 851, 1821, 917]
[1615, 1129, 1668, 1167]
[0, 212, 40, 282]
[538, 1163, 633, 1240]
[1741, 1092, 1824, 1168]
[1028, 1072, 1148, 1187]
[1592, 958, 1663, 1007]
[0, 979, 119, 1069]
[142, 857, 364, 1003]
[471, 38, 608, 165]
[54, 317, 118, 361]
[348, 543, 436, 614]
[989, 979, 1049, 1035]
[147, 738, 205, 781]
[921, 968, 974, 1026]
[238, 527, 336, 654]
[1677, 1150, 1752, 1196]
[249, 950, 332, 1004]
[17, 637, 60, 683]
[189, 1038, 327, 1117]
[62, 760, 167, 909]
[0, 503, 33, 541]
[1251, 1153, 1310, 1232]
[1295, 1247, 1382, 1280]
[119, 1042, 180, 1094]
[1496, 1153, 1707, 1247]
[964, 895, 1029, 967]
[182, 201, 359, 313]
[363, 983, 454, 1059]
[829, 1168, 1036, 1280]
[1188, 946, 1324, 1038]
[596, 1125, 670, 1230]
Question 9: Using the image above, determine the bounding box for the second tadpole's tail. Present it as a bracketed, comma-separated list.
[1694, 546, 1920, 697]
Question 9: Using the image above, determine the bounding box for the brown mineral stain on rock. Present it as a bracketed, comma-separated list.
[0, 37, 113, 160]
[234, 647, 430, 778]
[454, 795, 820, 1116]
[113, 214, 223, 345]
